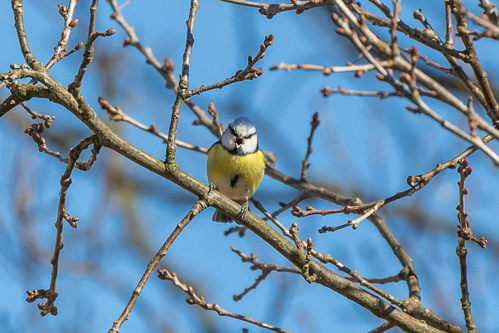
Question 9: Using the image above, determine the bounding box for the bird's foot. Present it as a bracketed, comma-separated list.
[237, 197, 249, 220]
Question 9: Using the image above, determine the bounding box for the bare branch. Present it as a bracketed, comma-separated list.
[107, 0, 220, 137]
[26, 136, 101, 316]
[455, 160, 479, 333]
[231, 247, 300, 301]
[165, 0, 200, 164]
[300, 112, 319, 181]
[157, 269, 293, 333]
[98, 97, 208, 153]
[187, 34, 273, 97]
[220, 0, 332, 18]
[109, 200, 207, 333]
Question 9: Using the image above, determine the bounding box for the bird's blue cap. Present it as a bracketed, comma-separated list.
[232, 117, 255, 130]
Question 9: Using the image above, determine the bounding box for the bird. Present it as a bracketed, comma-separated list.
[207, 117, 266, 223]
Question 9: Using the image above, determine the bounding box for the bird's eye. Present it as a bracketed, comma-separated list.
[229, 126, 237, 136]
[243, 133, 255, 140]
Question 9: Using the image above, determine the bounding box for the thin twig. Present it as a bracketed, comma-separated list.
[265, 192, 311, 221]
[265, 167, 422, 300]
[412, 7, 493, 120]
[70, 0, 116, 91]
[308, 246, 403, 307]
[300, 112, 319, 181]
[464, 9, 499, 35]
[450, 0, 499, 122]
[24, 124, 101, 170]
[321, 86, 401, 99]
[157, 269, 292, 333]
[250, 198, 293, 238]
[220, 0, 332, 18]
[46, 1, 80, 70]
[107, 0, 220, 137]
[97, 97, 207, 153]
[25, 136, 101, 316]
[11, 0, 42, 69]
[109, 200, 207, 333]
[444, 1, 455, 47]
[270, 61, 393, 75]
[455, 160, 478, 333]
[231, 247, 300, 301]
[20, 102, 55, 128]
[368, 321, 396, 333]
[187, 35, 273, 97]
[165, 0, 200, 164]
[332, 9, 499, 166]
[478, 0, 498, 25]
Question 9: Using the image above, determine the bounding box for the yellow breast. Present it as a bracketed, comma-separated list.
[207, 143, 265, 200]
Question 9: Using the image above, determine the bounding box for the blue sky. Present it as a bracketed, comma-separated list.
[1, 1, 499, 332]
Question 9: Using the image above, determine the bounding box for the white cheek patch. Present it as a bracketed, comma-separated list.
[221, 131, 236, 151]
[240, 134, 258, 154]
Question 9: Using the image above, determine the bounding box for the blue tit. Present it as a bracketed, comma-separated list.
[207, 117, 266, 223]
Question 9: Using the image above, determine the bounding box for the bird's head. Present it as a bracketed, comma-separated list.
[221, 117, 258, 155]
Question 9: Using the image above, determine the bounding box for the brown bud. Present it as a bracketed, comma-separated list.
[375, 73, 385, 81]
[149, 124, 158, 133]
[420, 28, 438, 41]
[266, 14, 273, 19]
[250, 253, 257, 260]
[483, 29, 494, 38]
[164, 58, 175, 72]
[322, 67, 333, 75]
[247, 55, 253, 64]
[335, 28, 345, 36]
[50, 306, 58, 316]
[456, 26, 468, 35]
[106, 28, 116, 36]
[188, 286, 194, 294]
[123, 37, 131, 47]
[75, 42, 84, 50]
[307, 237, 313, 249]
[296, 9, 304, 14]
[359, 14, 366, 25]
[185, 298, 195, 305]
[359, 36, 367, 43]
[58, 5, 68, 17]
[354, 70, 363, 78]
[69, 19, 79, 28]
[97, 96, 110, 108]
[399, 72, 411, 84]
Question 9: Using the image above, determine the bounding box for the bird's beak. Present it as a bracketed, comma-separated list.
[235, 137, 244, 145]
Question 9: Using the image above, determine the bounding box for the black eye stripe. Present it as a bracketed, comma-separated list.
[229, 126, 237, 136]
[243, 133, 255, 139]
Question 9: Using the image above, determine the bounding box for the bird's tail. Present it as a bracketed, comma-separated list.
[212, 210, 233, 223]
